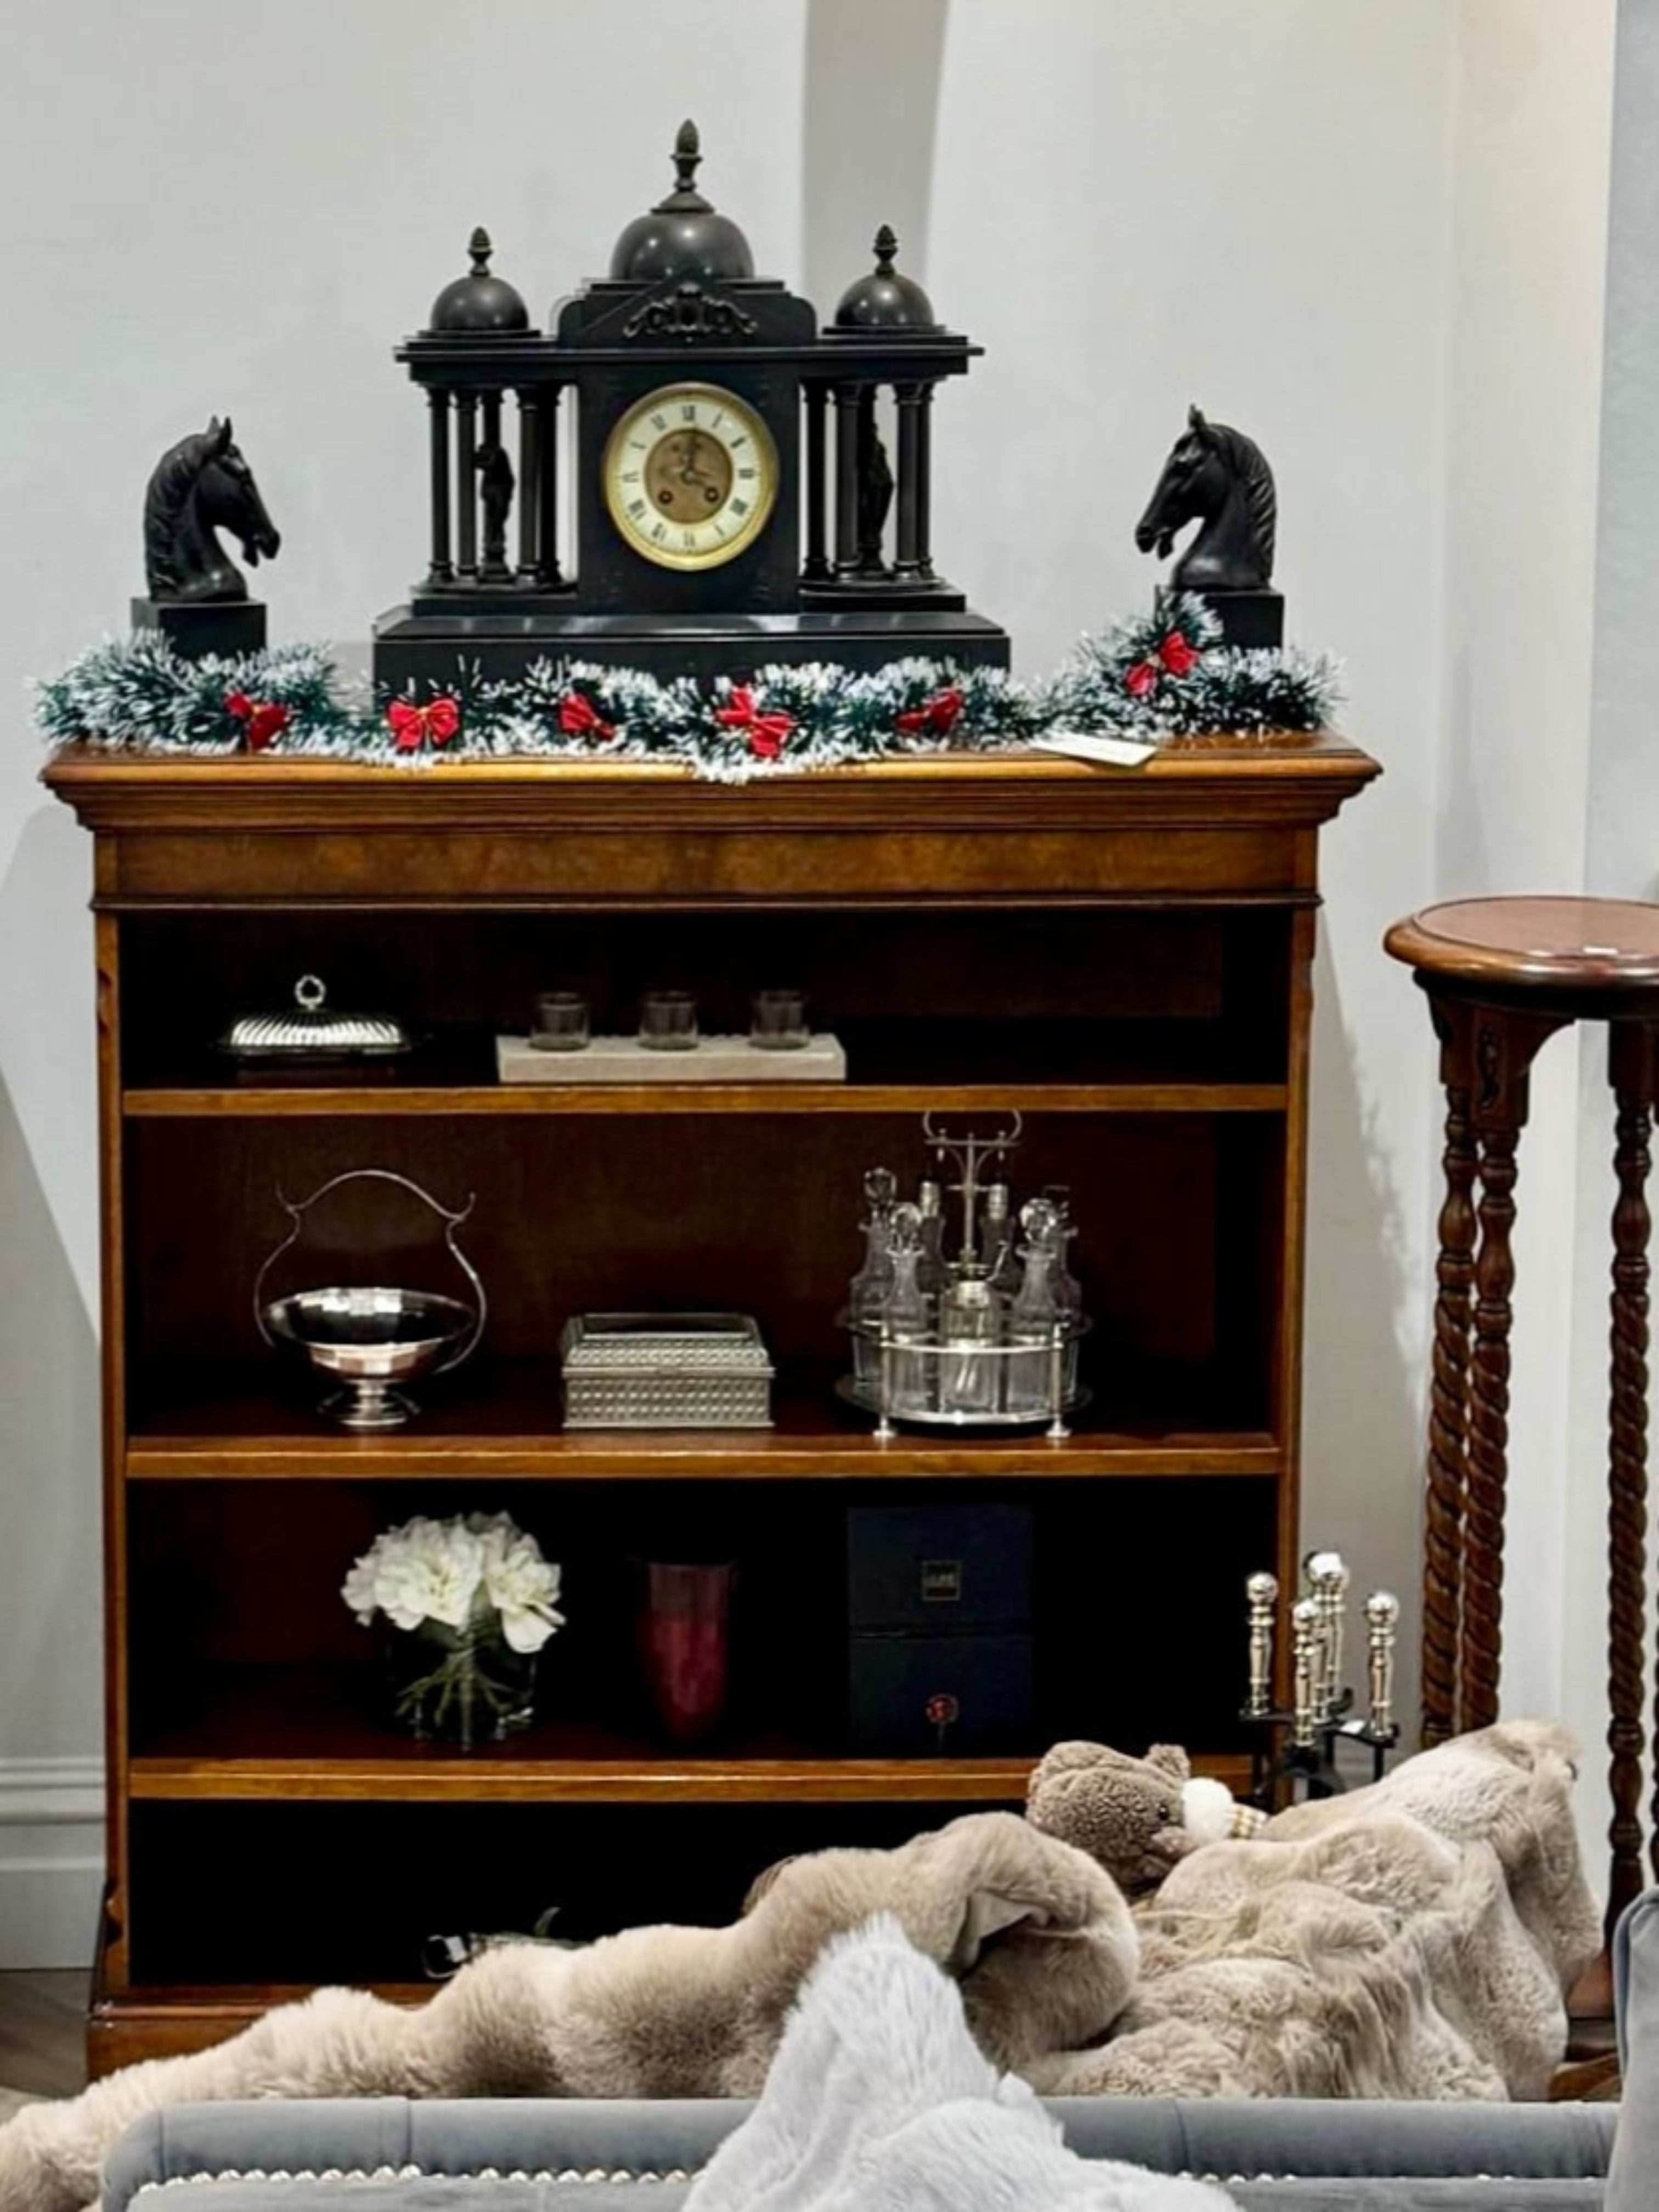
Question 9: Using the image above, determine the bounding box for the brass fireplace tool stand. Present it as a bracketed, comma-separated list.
[1242, 1550, 1401, 1809]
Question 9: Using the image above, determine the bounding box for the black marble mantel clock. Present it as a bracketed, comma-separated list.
[373, 123, 1009, 687]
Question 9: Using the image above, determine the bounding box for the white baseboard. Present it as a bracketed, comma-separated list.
[0, 1758, 105, 1968]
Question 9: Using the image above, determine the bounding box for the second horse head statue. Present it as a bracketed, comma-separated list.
[144, 416, 281, 602]
[1135, 405, 1276, 595]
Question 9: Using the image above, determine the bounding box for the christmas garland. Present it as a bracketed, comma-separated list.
[34, 595, 1341, 782]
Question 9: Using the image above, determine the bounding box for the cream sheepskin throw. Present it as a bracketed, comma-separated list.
[0, 1812, 1136, 2212]
[0, 1721, 1597, 2212]
[684, 1916, 1233, 2211]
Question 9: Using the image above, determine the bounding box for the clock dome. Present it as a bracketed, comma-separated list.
[428, 228, 533, 335]
[610, 121, 755, 284]
[832, 226, 940, 335]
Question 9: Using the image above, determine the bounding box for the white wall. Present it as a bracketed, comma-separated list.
[0, 0, 1633, 1961]
[1564, 0, 1659, 1886]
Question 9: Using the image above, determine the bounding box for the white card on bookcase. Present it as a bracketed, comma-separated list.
[1030, 731, 1160, 769]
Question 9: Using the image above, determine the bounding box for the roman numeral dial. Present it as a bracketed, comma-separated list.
[602, 383, 778, 572]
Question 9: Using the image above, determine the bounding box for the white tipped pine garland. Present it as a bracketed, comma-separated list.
[34, 596, 1341, 781]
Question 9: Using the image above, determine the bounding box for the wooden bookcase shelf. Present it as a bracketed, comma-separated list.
[47, 739, 1376, 2072]
[131, 1750, 1255, 1806]
[123, 1080, 1290, 1120]
[125, 1369, 1282, 1482]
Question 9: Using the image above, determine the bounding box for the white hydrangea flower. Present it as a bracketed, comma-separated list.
[342, 1510, 563, 1649]
[472, 1512, 566, 1652]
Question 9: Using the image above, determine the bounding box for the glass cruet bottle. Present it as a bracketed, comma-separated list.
[848, 1167, 898, 1387]
[916, 1178, 948, 1320]
[849, 1167, 898, 1322]
[882, 1201, 930, 1415]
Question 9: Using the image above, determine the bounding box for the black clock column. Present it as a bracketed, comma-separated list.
[803, 384, 830, 582]
[455, 396, 478, 579]
[425, 392, 453, 588]
[538, 387, 565, 587]
[515, 391, 541, 581]
[894, 381, 935, 582]
[833, 382, 863, 575]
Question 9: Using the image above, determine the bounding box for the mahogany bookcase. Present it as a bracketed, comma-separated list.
[45, 738, 1377, 2071]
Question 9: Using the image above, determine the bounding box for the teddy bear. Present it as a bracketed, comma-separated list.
[1026, 1739, 1267, 1894]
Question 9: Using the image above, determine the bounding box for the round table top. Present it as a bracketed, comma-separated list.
[1385, 896, 1659, 993]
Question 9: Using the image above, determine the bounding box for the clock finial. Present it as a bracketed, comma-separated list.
[674, 120, 702, 193]
[651, 119, 715, 218]
[616, 120, 753, 278]
[426, 224, 531, 334]
[832, 222, 940, 335]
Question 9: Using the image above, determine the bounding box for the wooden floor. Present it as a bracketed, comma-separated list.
[0, 1972, 88, 2097]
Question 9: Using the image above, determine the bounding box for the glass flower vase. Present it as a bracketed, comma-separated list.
[381, 1607, 538, 1749]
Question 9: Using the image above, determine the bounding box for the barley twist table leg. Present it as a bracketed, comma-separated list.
[1462, 1108, 1521, 1733]
[1423, 1082, 1477, 1746]
[1606, 1024, 1657, 1920]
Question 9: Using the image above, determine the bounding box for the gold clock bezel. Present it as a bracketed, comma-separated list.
[601, 381, 780, 573]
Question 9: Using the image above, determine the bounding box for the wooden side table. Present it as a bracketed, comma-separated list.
[1386, 896, 1659, 1939]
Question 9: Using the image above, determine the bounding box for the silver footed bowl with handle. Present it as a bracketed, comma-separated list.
[255, 1169, 486, 1430]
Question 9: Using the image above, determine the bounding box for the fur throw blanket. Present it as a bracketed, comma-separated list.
[1033, 1721, 1600, 2100]
[0, 1722, 1596, 2212]
[0, 1814, 1136, 2212]
[685, 1917, 1232, 2211]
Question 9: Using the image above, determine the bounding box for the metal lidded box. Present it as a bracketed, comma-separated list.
[560, 1312, 775, 1430]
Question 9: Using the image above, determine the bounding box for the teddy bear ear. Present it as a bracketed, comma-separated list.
[1144, 1743, 1193, 1782]
[1027, 1740, 1115, 1799]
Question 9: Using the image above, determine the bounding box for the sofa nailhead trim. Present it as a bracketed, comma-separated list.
[134, 2163, 701, 2197]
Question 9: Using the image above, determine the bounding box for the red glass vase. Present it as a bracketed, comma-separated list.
[636, 1561, 735, 1743]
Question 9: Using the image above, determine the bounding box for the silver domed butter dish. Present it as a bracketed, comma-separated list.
[220, 975, 411, 1062]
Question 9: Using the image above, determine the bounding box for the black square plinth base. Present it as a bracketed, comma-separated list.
[132, 599, 267, 661]
[373, 607, 1012, 692]
[1160, 585, 1284, 651]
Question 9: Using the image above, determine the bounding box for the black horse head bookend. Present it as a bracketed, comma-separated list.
[132, 416, 282, 659]
[1135, 405, 1284, 648]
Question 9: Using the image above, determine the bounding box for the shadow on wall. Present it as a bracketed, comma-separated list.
[1302, 934, 1425, 1743]
[802, 0, 949, 313]
[0, 808, 102, 1762]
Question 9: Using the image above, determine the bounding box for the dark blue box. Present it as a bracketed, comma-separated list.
[849, 1632, 1034, 1756]
[847, 1504, 1032, 1633]
[847, 1506, 1034, 1753]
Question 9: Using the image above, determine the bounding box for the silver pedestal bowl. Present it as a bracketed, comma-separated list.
[255, 1170, 486, 1430]
[263, 1285, 478, 1430]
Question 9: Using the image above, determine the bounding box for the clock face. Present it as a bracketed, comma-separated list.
[602, 382, 778, 571]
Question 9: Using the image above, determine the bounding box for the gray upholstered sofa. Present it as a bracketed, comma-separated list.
[100, 1886, 1659, 2209]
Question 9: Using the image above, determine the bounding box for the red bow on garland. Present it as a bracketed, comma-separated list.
[558, 691, 616, 742]
[223, 690, 290, 752]
[1125, 629, 1201, 698]
[385, 696, 461, 752]
[895, 685, 964, 738]
[715, 685, 795, 759]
